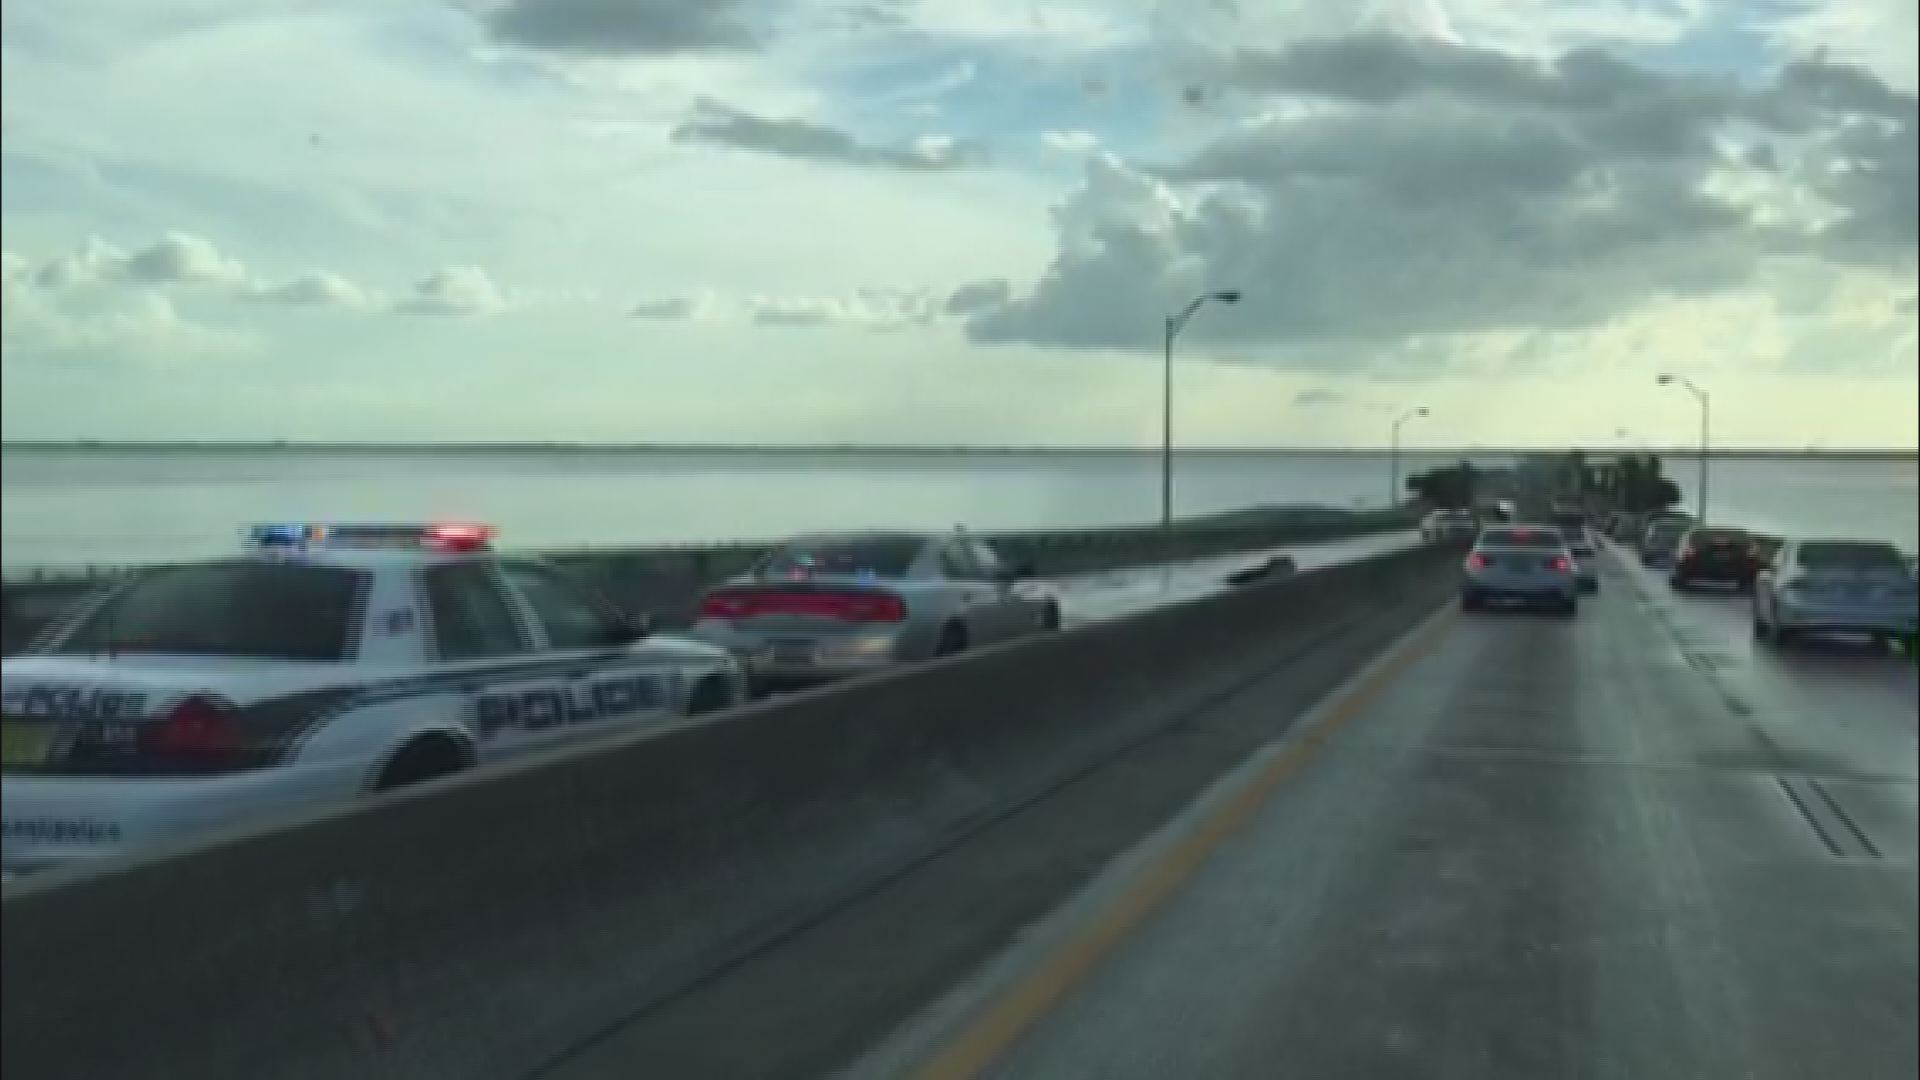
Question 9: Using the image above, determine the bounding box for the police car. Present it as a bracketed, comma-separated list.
[1, 522, 746, 877]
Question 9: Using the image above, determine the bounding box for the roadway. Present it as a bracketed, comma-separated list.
[851, 544, 1918, 1079]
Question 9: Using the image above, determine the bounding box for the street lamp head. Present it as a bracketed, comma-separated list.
[1211, 289, 1242, 303]
[1415, 407, 1430, 417]
[1656, 373, 1675, 386]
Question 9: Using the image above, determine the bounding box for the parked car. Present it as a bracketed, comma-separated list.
[690, 529, 1062, 689]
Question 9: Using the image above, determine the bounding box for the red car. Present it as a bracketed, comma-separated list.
[1670, 527, 1763, 591]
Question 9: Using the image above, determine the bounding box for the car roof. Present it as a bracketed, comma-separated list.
[779, 530, 941, 547]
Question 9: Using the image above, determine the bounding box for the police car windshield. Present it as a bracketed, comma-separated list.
[50, 562, 362, 661]
[1799, 542, 1906, 571]
[762, 535, 924, 578]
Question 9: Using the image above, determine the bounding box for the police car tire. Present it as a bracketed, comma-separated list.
[686, 677, 734, 717]
[1040, 603, 1062, 632]
[936, 622, 969, 657]
[375, 736, 470, 792]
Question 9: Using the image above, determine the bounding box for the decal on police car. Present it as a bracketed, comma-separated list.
[472, 673, 666, 739]
[1, 683, 149, 721]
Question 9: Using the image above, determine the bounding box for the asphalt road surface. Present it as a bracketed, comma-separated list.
[858, 544, 1917, 1080]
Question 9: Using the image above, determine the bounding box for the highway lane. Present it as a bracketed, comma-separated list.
[1606, 542, 1917, 786]
[867, 546, 1918, 1080]
[1051, 530, 1422, 627]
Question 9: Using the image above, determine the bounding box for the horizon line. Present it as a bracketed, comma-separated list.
[2, 440, 1915, 456]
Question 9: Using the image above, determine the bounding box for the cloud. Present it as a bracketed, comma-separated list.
[482, 0, 760, 55]
[629, 295, 702, 320]
[32, 238, 129, 290]
[2, 282, 255, 363]
[672, 98, 988, 171]
[745, 288, 936, 329]
[957, 35, 1918, 360]
[945, 278, 1011, 315]
[245, 272, 372, 309]
[122, 232, 251, 288]
[1291, 387, 1349, 407]
[395, 266, 509, 315]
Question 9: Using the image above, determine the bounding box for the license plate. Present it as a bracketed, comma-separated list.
[0, 722, 55, 767]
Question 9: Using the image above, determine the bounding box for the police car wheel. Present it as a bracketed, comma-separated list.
[936, 622, 969, 657]
[375, 736, 469, 792]
[686, 677, 734, 717]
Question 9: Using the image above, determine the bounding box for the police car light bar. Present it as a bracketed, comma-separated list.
[245, 522, 495, 552]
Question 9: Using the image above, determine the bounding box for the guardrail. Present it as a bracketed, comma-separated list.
[1, 542, 1459, 1080]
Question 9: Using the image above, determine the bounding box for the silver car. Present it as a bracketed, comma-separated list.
[1421, 509, 1478, 543]
[1638, 518, 1691, 568]
[689, 530, 1063, 688]
[1557, 525, 1600, 593]
[1753, 539, 1919, 650]
[1460, 525, 1581, 615]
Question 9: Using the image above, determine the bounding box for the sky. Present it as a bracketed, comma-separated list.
[1, 0, 1915, 448]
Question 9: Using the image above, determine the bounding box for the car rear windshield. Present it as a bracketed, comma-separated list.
[1799, 542, 1907, 571]
[1481, 529, 1566, 548]
[48, 561, 364, 661]
[762, 535, 925, 577]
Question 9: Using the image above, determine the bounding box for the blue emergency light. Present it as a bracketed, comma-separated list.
[244, 522, 493, 552]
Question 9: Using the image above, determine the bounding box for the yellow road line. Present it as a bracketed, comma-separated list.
[908, 608, 1457, 1080]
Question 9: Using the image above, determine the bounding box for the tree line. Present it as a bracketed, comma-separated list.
[1407, 453, 1682, 513]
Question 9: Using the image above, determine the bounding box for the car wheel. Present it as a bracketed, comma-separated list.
[686, 677, 735, 717]
[1669, 574, 1687, 591]
[1460, 591, 1482, 613]
[1559, 597, 1579, 617]
[375, 735, 469, 792]
[935, 622, 969, 657]
[1039, 603, 1062, 632]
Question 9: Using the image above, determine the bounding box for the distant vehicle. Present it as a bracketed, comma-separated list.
[1, 522, 744, 877]
[1752, 539, 1919, 650]
[1460, 525, 1581, 615]
[1608, 512, 1645, 543]
[1551, 507, 1590, 537]
[690, 530, 1062, 689]
[1638, 518, 1691, 568]
[1670, 527, 1761, 591]
[1421, 509, 1478, 543]
[1557, 525, 1600, 593]
[1475, 500, 1515, 524]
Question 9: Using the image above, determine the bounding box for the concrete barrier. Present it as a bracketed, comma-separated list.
[1, 543, 1457, 1080]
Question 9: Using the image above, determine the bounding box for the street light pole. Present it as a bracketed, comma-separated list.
[1389, 407, 1430, 510]
[1161, 290, 1241, 568]
[1657, 374, 1710, 523]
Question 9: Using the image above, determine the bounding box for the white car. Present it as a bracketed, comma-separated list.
[1, 522, 745, 877]
[1752, 538, 1920, 650]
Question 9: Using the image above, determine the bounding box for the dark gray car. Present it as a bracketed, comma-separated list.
[688, 530, 1062, 688]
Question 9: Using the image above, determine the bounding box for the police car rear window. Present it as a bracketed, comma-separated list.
[1799, 542, 1906, 571]
[763, 535, 924, 577]
[49, 562, 364, 661]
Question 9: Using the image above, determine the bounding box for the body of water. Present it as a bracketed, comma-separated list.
[2, 448, 1914, 571]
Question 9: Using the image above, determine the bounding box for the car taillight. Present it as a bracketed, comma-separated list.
[140, 696, 240, 763]
[699, 592, 755, 620]
[698, 590, 906, 623]
[1550, 556, 1572, 572]
[1466, 554, 1487, 570]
